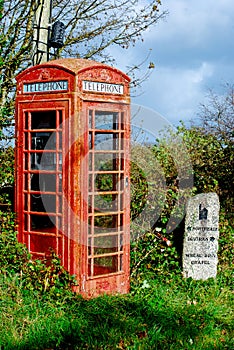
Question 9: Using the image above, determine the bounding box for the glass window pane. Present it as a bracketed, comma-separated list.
[95, 173, 118, 191]
[94, 194, 118, 212]
[94, 235, 118, 251]
[93, 256, 118, 275]
[120, 254, 123, 271]
[94, 214, 118, 229]
[30, 214, 55, 230]
[24, 174, 28, 190]
[89, 110, 93, 128]
[93, 152, 118, 171]
[24, 112, 28, 129]
[30, 152, 56, 170]
[58, 110, 63, 127]
[120, 234, 123, 251]
[89, 132, 93, 149]
[24, 153, 28, 170]
[24, 214, 28, 231]
[31, 132, 55, 150]
[24, 194, 28, 211]
[95, 111, 118, 130]
[31, 111, 56, 129]
[59, 132, 62, 150]
[94, 133, 120, 150]
[31, 194, 56, 213]
[31, 173, 57, 192]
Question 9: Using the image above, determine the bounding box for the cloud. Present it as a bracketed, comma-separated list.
[132, 62, 214, 123]
[148, 0, 234, 43]
[145, 0, 234, 66]
[111, 0, 234, 124]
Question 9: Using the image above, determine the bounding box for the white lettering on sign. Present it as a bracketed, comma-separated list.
[23, 80, 68, 93]
[82, 81, 124, 95]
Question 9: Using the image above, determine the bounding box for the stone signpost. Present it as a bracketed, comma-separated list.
[183, 193, 220, 280]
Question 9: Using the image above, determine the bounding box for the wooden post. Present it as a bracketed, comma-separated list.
[32, 0, 51, 65]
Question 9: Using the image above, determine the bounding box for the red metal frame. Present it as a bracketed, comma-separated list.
[15, 58, 130, 297]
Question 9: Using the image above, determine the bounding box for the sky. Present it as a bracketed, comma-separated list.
[113, 0, 234, 127]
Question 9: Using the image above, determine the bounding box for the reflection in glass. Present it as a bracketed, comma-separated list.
[95, 111, 118, 130]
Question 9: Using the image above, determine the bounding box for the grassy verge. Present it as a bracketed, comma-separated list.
[0, 273, 233, 349]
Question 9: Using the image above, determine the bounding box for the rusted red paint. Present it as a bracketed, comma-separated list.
[15, 58, 131, 297]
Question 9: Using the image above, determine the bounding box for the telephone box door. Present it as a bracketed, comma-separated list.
[16, 100, 69, 266]
[81, 102, 130, 295]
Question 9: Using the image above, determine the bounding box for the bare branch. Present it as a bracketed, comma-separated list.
[197, 84, 234, 143]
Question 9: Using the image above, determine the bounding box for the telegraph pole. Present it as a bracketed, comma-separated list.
[32, 0, 52, 65]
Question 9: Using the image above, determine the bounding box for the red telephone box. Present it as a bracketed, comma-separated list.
[15, 58, 131, 297]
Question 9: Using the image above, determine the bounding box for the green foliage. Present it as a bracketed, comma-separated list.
[21, 252, 77, 295]
[178, 124, 233, 216]
[130, 122, 233, 282]
[0, 211, 29, 273]
[217, 212, 234, 286]
[0, 211, 76, 296]
[0, 145, 14, 188]
[130, 230, 181, 282]
[130, 161, 148, 220]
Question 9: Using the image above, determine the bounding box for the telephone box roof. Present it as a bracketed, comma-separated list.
[16, 58, 130, 82]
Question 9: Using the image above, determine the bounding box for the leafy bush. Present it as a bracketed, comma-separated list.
[130, 123, 233, 282]
[217, 212, 234, 286]
[0, 146, 14, 210]
[130, 230, 181, 282]
[0, 211, 29, 274]
[130, 161, 148, 220]
[22, 252, 77, 295]
[0, 210, 76, 296]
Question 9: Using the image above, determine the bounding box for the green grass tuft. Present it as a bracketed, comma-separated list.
[0, 273, 233, 349]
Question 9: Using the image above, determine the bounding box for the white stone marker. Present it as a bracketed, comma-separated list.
[183, 193, 220, 280]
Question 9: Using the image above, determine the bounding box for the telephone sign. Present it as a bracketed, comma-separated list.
[23, 80, 68, 93]
[15, 58, 131, 297]
[82, 80, 124, 94]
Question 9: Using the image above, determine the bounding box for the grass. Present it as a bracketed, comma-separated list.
[0, 273, 233, 349]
